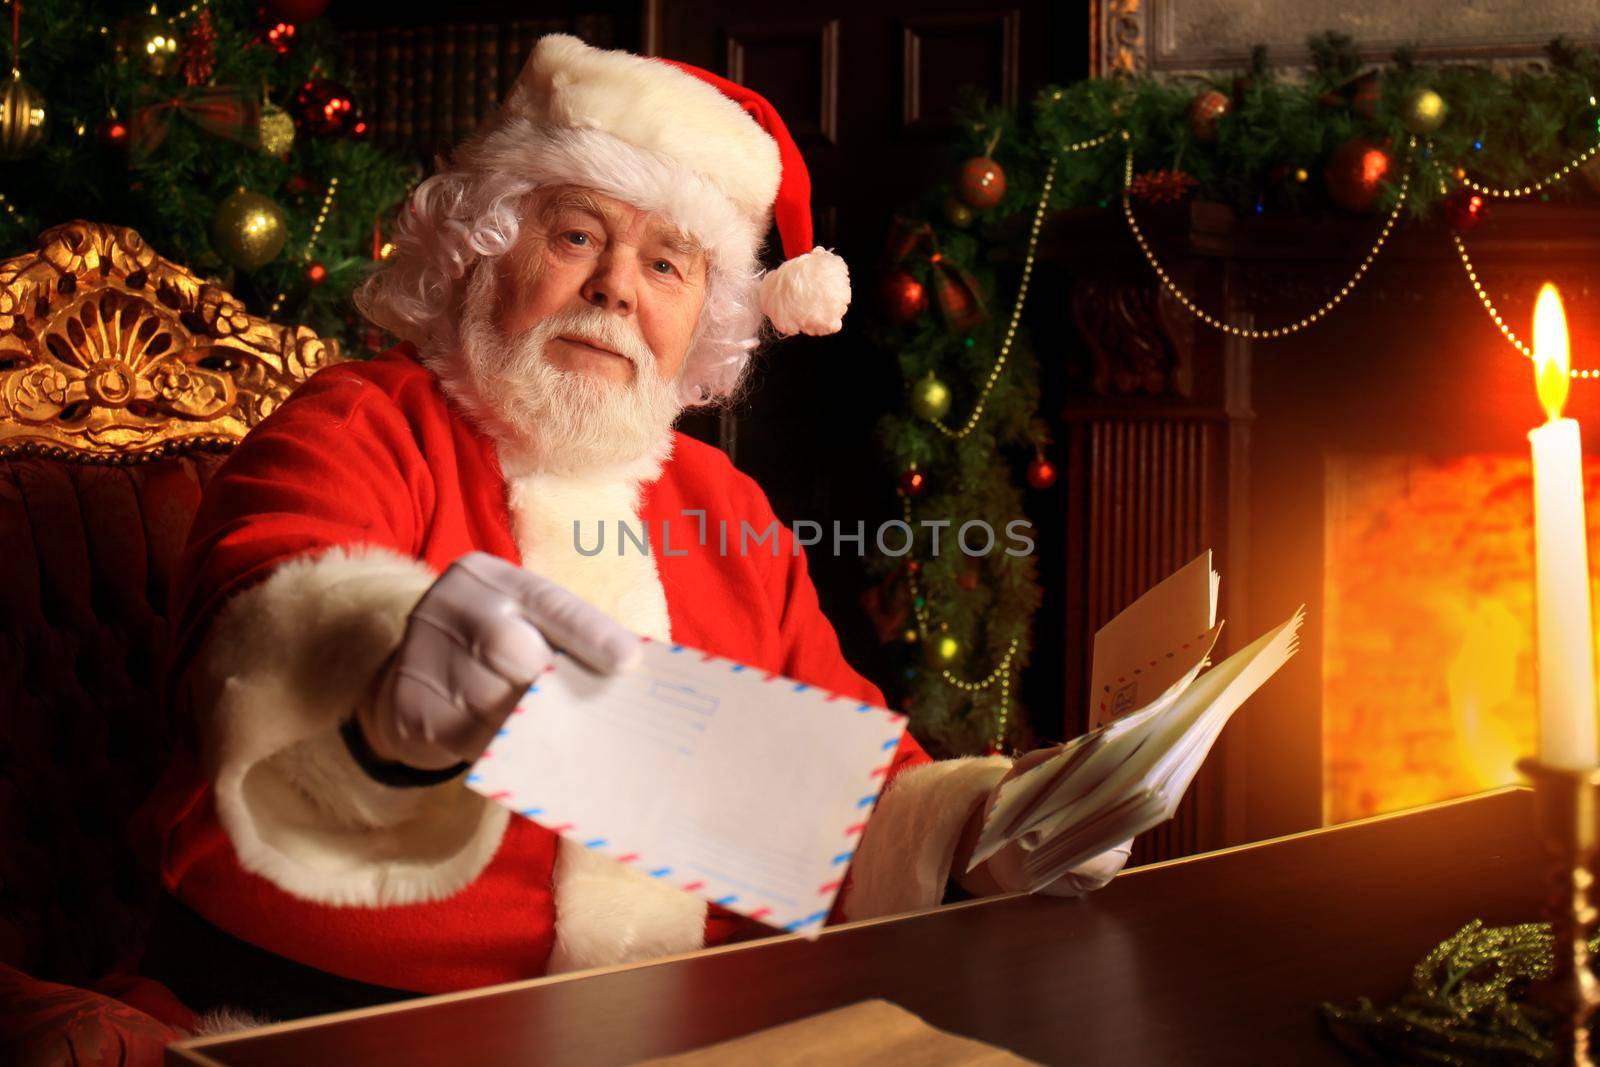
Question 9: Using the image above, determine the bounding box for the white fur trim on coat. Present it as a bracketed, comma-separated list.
[197, 545, 511, 908]
[759, 247, 851, 337]
[504, 35, 781, 223]
[840, 756, 1011, 922]
[499, 446, 710, 973]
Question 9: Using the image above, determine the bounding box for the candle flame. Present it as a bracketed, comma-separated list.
[1534, 283, 1571, 421]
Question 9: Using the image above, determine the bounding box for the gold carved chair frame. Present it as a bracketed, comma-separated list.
[0, 220, 339, 463]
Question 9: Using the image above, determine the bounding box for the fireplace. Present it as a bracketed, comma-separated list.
[1034, 201, 1600, 863]
[1322, 451, 1600, 824]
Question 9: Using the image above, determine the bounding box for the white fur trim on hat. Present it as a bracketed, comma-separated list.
[759, 246, 851, 337]
[503, 35, 781, 224]
[453, 121, 764, 274]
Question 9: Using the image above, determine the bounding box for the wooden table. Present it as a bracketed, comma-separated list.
[168, 787, 1545, 1066]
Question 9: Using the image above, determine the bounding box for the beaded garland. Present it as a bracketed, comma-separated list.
[268, 176, 337, 316]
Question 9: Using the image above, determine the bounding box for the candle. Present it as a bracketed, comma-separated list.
[1529, 283, 1598, 768]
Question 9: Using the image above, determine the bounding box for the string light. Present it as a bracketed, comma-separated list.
[1121, 131, 1415, 338]
[1451, 231, 1600, 378]
[0, 190, 27, 229]
[898, 494, 1020, 750]
[268, 176, 338, 316]
[1443, 137, 1600, 199]
[930, 130, 1114, 441]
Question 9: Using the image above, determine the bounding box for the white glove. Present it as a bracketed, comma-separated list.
[356, 551, 641, 771]
[986, 835, 1134, 898]
[979, 746, 1133, 897]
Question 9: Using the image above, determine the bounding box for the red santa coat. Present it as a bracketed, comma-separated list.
[145, 347, 1004, 997]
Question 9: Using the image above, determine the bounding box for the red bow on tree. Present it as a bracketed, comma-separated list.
[129, 86, 260, 160]
[883, 217, 988, 333]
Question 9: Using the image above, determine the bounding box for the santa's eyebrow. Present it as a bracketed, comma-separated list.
[649, 228, 703, 258]
[536, 188, 704, 259]
[539, 189, 612, 225]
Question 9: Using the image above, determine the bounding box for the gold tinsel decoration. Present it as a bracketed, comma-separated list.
[1321, 919, 1597, 1065]
[0, 72, 48, 161]
[258, 101, 295, 158]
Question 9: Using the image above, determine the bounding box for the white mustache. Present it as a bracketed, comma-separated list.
[528, 306, 657, 374]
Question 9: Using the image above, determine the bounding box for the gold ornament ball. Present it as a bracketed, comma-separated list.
[258, 102, 296, 158]
[0, 73, 48, 161]
[1293, 167, 1309, 183]
[925, 633, 962, 668]
[212, 190, 288, 270]
[1402, 88, 1448, 135]
[943, 195, 975, 228]
[901, 627, 920, 646]
[910, 374, 952, 420]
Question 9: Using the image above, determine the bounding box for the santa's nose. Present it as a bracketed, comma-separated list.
[580, 255, 636, 315]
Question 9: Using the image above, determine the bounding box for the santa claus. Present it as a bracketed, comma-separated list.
[138, 35, 1131, 1021]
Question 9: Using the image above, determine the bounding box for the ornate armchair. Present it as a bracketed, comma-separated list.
[0, 221, 338, 996]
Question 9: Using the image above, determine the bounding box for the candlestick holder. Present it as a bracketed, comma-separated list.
[1518, 758, 1600, 1065]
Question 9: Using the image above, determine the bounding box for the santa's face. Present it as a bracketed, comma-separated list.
[494, 187, 708, 386]
[447, 187, 707, 475]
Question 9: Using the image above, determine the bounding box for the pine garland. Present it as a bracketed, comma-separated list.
[2, 0, 416, 354]
[876, 37, 1600, 756]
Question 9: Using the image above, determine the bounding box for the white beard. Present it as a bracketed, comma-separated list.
[435, 266, 686, 477]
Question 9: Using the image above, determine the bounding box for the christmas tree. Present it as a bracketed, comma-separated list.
[0, 0, 415, 352]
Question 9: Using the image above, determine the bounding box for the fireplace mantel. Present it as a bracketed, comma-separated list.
[1023, 199, 1600, 863]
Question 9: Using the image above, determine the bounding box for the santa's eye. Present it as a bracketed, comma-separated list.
[562, 231, 593, 247]
[651, 259, 678, 276]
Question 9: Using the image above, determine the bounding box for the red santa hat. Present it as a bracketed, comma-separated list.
[490, 34, 849, 337]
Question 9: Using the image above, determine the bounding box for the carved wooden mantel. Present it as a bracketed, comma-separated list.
[1028, 201, 1600, 864]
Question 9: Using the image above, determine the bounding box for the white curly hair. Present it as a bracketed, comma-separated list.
[356, 119, 771, 406]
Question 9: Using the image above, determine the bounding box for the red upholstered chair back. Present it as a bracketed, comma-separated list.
[0, 222, 339, 986]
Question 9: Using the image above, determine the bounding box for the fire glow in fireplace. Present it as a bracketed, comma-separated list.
[1322, 452, 1600, 824]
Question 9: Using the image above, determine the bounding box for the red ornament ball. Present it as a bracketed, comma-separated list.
[1187, 90, 1231, 142]
[306, 260, 329, 286]
[1323, 138, 1393, 213]
[293, 78, 360, 138]
[1441, 188, 1489, 232]
[899, 468, 927, 496]
[1026, 455, 1058, 489]
[266, 0, 330, 22]
[96, 117, 130, 152]
[958, 156, 1007, 210]
[881, 269, 928, 325]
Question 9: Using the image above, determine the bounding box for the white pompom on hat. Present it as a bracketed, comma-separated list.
[493, 35, 850, 337]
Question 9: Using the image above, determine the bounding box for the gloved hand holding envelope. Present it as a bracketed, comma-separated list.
[968, 552, 1304, 892]
[466, 637, 908, 939]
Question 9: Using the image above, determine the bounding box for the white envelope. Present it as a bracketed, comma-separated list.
[467, 637, 909, 938]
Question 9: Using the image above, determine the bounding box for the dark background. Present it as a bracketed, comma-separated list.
[329, 1, 1094, 744]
